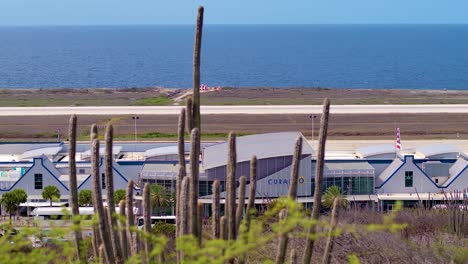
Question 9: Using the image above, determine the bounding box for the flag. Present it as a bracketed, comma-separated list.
[396, 127, 402, 150]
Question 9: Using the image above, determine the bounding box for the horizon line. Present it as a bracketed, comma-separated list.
[0, 22, 467, 27]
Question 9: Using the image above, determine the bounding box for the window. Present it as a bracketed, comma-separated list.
[405, 171, 413, 187]
[101, 173, 106, 189]
[34, 173, 43, 189]
[79, 169, 85, 174]
[435, 178, 439, 184]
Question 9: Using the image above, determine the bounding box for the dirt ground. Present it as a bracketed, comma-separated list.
[3, 87, 468, 106]
[0, 113, 467, 141]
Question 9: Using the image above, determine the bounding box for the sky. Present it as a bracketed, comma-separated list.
[0, 0, 467, 26]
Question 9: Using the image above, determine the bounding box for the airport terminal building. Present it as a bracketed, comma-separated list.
[0, 132, 466, 214]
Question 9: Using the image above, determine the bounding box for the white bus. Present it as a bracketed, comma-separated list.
[32, 207, 139, 220]
[137, 216, 176, 229]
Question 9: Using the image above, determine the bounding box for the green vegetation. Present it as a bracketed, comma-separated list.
[132, 96, 173, 106]
[42, 185, 61, 206]
[0, 189, 27, 222]
[114, 189, 126, 205]
[78, 189, 93, 206]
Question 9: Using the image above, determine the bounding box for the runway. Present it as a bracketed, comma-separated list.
[1, 104, 468, 116]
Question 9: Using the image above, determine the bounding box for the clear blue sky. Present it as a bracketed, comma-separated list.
[0, 0, 467, 26]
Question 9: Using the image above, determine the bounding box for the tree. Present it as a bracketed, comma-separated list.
[150, 184, 170, 215]
[78, 189, 93, 206]
[322, 185, 348, 209]
[114, 189, 126, 204]
[0, 189, 27, 223]
[42, 185, 61, 206]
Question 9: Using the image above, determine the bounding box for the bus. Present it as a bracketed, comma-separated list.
[32, 206, 139, 220]
[137, 216, 176, 229]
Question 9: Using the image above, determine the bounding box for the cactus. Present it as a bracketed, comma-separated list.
[177, 108, 186, 240]
[143, 183, 151, 264]
[89, 124, 101, 257]
[185, 97, 194, 133]
[104, 124, 122, 263]
[119, 200, 128, 261]
[290, 249, 298, 264]
[125, 179, 136, 256]
[275, 136, 303, 264]
[189, 128, 200, 238]
[91, 138, 115, 264]
[68, 115, 82, 261]
[226, 132, 237, 240]
[220, 216, 228, 241]
[180, 176, 191, 236]
[322, 198, 339, 264]
[303, 98, 330, 264]
[197, 202, 203, 246]
[212, 180, 221, 239]
[192, 6, 203, 132]
[239, 157, 257, 264]
[236, 176, 246, 232]
[99, 244, 106, 264]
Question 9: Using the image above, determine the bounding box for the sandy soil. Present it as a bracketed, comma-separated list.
[2, 87, 468, 106]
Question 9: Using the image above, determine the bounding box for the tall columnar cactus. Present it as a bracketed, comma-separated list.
[180, 176, 191, 236]
[90, 124, 101, 257]
[212, 180, 221, 239]
[143, 183, 151, 264]
[125, 179, 136, 256]
[185, 97, 194, 133]
[246, 156, 257, 229]
[68, 115, 82, 261]
[236, 176, 246, 233]
[91, 137, 115, 264]
[192, 6, 203, 132]
[220, 216, 228, 241]
[177, 108, 186, 240]
[275, 137, 303, 264]
[119, 200, 128, 261]
[322, 198, 339, 264]
[189, 128, 200, 238]
[226, 132, 237, 240]
[303, 98, 330, 264]
[290, 249, 298, 264]
[197, 202, 203, 246]
[104, 124, 122, 264]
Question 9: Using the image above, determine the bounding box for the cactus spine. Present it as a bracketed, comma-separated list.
[275, 137, 303, 264]
[68, 115, 82, 261]
[226, 132, 237, 240]
[125, 179, 135, 256]
[303, 98, 330, 264]
[104, 124, 122, 264]
[236, 176, 246, 232]
[212, 180, 221, 239]
[189, 128, 200, 238]
[322, 198, 339, 264]
[143, 183, 151, 263]
[91, 137, 115, 264]
[119, 200, 128, 261]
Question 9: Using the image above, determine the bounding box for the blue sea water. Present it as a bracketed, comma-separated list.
[0, 24, 467, 89]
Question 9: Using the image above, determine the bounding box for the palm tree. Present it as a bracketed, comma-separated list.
[149, 184, 169, 215]
[322, 185, 348, 209]
[0, 189, 27, 223]
[42, 185, 61, 206]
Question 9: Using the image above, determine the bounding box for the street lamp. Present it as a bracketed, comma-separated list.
[309, 115, 317, 142]
[132, 116, 140, 142]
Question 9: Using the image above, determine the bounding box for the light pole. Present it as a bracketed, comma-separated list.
[132, 116, 139, 142]
[309, 115, 317, 142]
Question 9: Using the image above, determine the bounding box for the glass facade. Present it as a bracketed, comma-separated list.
[140, 179, 224, 197]
[320, 176, 374, 195]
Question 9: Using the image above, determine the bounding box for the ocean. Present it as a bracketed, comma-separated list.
[0, 24, 467, 89]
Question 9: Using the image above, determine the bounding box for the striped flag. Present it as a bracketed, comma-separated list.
[396, 127, 402, 150]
